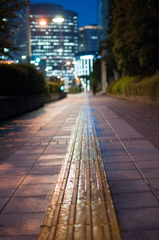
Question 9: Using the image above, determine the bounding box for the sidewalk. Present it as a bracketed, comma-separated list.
[0, 93, 159, 240]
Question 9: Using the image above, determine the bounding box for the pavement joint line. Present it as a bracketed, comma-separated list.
[98, 107, 159, 202]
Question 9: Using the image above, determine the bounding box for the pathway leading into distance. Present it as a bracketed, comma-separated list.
[0, 93, 159, 240]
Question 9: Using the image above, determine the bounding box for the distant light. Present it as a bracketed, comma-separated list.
[57, 76, 60, 79]
[39, 20, 47, 26]
[58, 49, 63, 52]
[35, 63, 39, 66]
[4, 48, 9, 52]
[36, 58, 40, 63]
[52, 17, 64, 23]
[66, 61, 71, 65]
[97, 55, 101, 59]
[21, 55, 26, 59]
[60, 86, 64, 90]
[80, 55, 94, 60]
[30, 60, 35, 64]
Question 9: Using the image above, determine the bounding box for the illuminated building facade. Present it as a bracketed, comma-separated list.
[79, 25, 99, 52]
[73, 52, 99, 92]
[0, 7, 27, 62]
[97, 0, 112, 42]
[30, 3, 78, 80]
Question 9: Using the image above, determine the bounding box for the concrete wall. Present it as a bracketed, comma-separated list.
[0, 92, 66, 121]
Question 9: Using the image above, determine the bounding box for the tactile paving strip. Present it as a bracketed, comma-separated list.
[38, 105, 121, 240]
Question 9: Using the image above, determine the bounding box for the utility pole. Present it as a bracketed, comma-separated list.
[26, 0, 31, 64]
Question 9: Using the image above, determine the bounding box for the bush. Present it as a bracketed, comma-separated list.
[107, 76, 136, 95]
[69, 86, 81, 93]
[124, 74, 159, 98]
[106, 74, 159, 98]
[0, 63, 49, 96]
[47, 81, 61, 93]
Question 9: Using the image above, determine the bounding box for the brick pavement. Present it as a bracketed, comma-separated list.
[89, 95, 159, 240]
[0, 93, 159, 240]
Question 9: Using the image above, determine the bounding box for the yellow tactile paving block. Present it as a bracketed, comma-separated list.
[38, 107, 121, 240]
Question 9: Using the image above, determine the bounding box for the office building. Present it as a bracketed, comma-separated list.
[97, 0, 112, 42]
[0, 6, 27, 62]
[30, 3, 78, 81]
[79, 25, 99, 52]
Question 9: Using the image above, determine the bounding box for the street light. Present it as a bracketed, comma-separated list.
[52, 16, 65, 79]
[39, 20, 47, 26]
[26, 0, 31, 64]
[52, 17, 64, 23]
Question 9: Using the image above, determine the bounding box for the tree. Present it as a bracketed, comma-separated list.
[0, 0, 24, 58]
[106, 0, 159, 76]
[89, 58, 101, 86]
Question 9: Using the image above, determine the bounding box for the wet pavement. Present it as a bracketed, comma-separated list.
[0, 93, 159, 240]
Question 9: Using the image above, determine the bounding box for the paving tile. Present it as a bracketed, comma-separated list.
[0, 198, 8, 211]
[0, 176, 25, 197]
[103, 155, 132, 163]
[101, 149, 128, 157]
[116, 208, 159, 231]
[14, 183, 55, 197]
[13, 150, 44, 155]
[0, 213, 44, 235]
[108, 179, 150, 193]
[141, 168, 159, 179]
[148, 179, 159, 191]
[2, 196, 51, 213]
[112, 192, 159, 209]
[0, 237, 38, 240]
[43, 148, 67, 154]
[131, 154, 159, 161]
[35, 158, 63, 166]
[1, 160, 37, 167]
[121, 230, 159, 240]
[39, 154, 65, 159]
[29, 165, 61, 175]
[135, 160, 159, 169]
[6, 155, 40, 161]
[0, 167, 31, 175]
[106, 170, 142, 181]
[22, 174, 59, 185]
[104, 162, 136, 171]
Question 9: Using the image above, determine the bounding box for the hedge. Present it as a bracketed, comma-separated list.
[106, 74, 159, 98]
[0, 63, 49, 96]
[47, 81, 61, 93]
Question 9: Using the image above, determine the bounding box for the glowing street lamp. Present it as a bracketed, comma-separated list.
[39, 20, 47, 26]
[66, 61, 71, 65]
[52, 16, 65, 80]
[52, 17, 64, 23]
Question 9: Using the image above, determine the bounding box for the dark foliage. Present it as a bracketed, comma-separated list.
[104, 0, 159, 76]
[0, 0, 24, 57]
[0, 64, 49, 96]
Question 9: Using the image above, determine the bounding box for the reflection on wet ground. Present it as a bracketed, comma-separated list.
[39, 104, 121, 240]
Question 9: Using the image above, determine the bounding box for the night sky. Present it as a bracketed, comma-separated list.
[31, 0, 97, 28]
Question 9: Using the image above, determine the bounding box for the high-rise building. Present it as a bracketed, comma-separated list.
[97, 0, 112, 42]
[79, 25, 99, 52]
[0, 6, 27, 62]
[30, 3, 78, 81]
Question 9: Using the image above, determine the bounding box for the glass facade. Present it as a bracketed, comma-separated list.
[79, 25, 99, 52]
[97, 0, 112, 42]
[30, 4, 78, 78]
